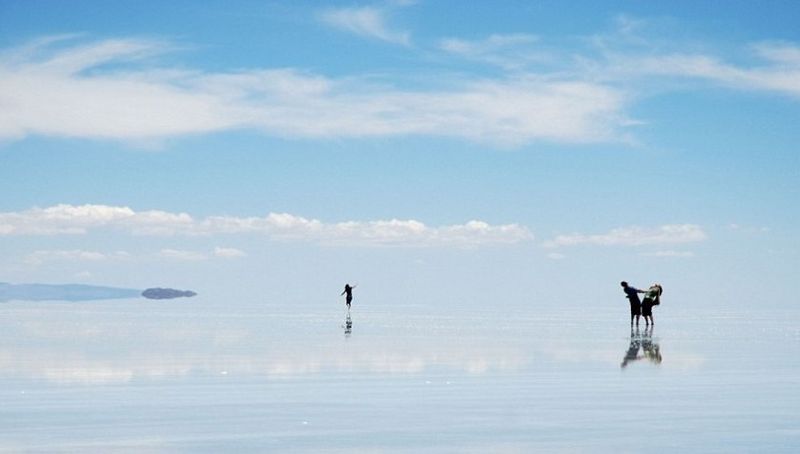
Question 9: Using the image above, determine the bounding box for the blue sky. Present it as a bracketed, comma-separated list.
[1, 1, 798, 310]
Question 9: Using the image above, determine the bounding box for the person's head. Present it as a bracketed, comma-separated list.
[620, 281, 628, 288]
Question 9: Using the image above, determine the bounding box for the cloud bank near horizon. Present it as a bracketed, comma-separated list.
[0, 204, 532, 247]
[0, 204, 710, 252]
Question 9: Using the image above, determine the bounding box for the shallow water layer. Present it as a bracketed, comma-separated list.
[1, 300, 799, 452]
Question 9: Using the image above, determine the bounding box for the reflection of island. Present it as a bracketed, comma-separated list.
[141, 288, 197, 300]
[0, 282, 197, 302]
[621, 327, 662, 368]
[0, 282, 141, 302]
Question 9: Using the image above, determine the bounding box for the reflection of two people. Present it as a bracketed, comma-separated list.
[621, 327, 662, 368]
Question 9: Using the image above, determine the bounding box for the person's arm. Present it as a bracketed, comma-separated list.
[341, 289, 346, 296]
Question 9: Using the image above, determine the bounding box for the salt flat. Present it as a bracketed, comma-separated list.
[1, 298, 798, 452]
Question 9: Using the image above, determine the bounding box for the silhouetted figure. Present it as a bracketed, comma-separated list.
[641, 284, 663, 326]
[341, 283, 356, 310]
[621, 281, 645, 327]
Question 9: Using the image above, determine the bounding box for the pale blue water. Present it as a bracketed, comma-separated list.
[1, 299, 799, 452]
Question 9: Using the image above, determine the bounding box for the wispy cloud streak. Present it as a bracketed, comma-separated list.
[544, 224, 707, 248]
[0, 36, 631, 145]
[2, 31, 796, 146]
[319, 6, 410, 45]
[440, 33, 547, 69]
[624, 45, 800, 98]
[24, 249, 130, 266]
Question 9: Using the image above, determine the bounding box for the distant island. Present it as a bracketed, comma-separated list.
[141, 288, 197, 300]
[0, 282, 197, 302]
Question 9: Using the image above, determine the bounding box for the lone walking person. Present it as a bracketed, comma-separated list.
[341, 283, 356, 310]
[621, 281, 645, 327]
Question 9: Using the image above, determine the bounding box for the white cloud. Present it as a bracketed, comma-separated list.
[318, 218, 532, 247]
[633, 52, 800, 97]
[440, 33, 546, 69]
[0, 36, 632, 146]
[319, 6, 410, 45]
[640, 250, 695, 258]
[543, 224, 707, 248]
[73, 271, 94, 280]
[752, 42, 800, 65]
[595, 39, 800, 99]
[0, 204, 533, 247]
[24, 249, 112, 265]
[0, 38, 235, 141]
[0, 204, 194, 236]
[20, 246, 245, 265]
[546, 252, 566, 260]
[157, 249, 207, 261]
[727, 223, 771, 233]
[442, 33, 538, 54]
[2, 30, 799, 147]
[213, 247, 247, 258]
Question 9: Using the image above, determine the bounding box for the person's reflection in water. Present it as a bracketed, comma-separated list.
[343, 313, 352, 338]
[621, 326, 662, 368]
[621, 327, 642, 368]
[641, 326, 662, 364]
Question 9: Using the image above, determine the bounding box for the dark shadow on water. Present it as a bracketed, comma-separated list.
[343, 312, 352, 338]
[621, 326, 662, 368]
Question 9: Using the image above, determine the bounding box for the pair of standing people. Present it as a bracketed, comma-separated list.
[621, 281, 662, 327]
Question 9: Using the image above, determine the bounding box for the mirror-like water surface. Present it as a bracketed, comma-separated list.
[2, 299, 798, 452]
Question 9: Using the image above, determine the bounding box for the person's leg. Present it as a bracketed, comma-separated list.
[635, 314, 640, 327]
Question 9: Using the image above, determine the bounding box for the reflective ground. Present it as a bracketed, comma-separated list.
[1, 299, 799, 452]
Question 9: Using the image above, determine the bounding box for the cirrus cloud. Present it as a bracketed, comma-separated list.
[0, 36, 632, 146]
[440, 33, 548, 69]
[23, 249, 130, 266]
[319, 5, 410, 45]
[543, 224, 707, 248]
[213, 247, 247, 258]
[640, 250, 695, 258]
